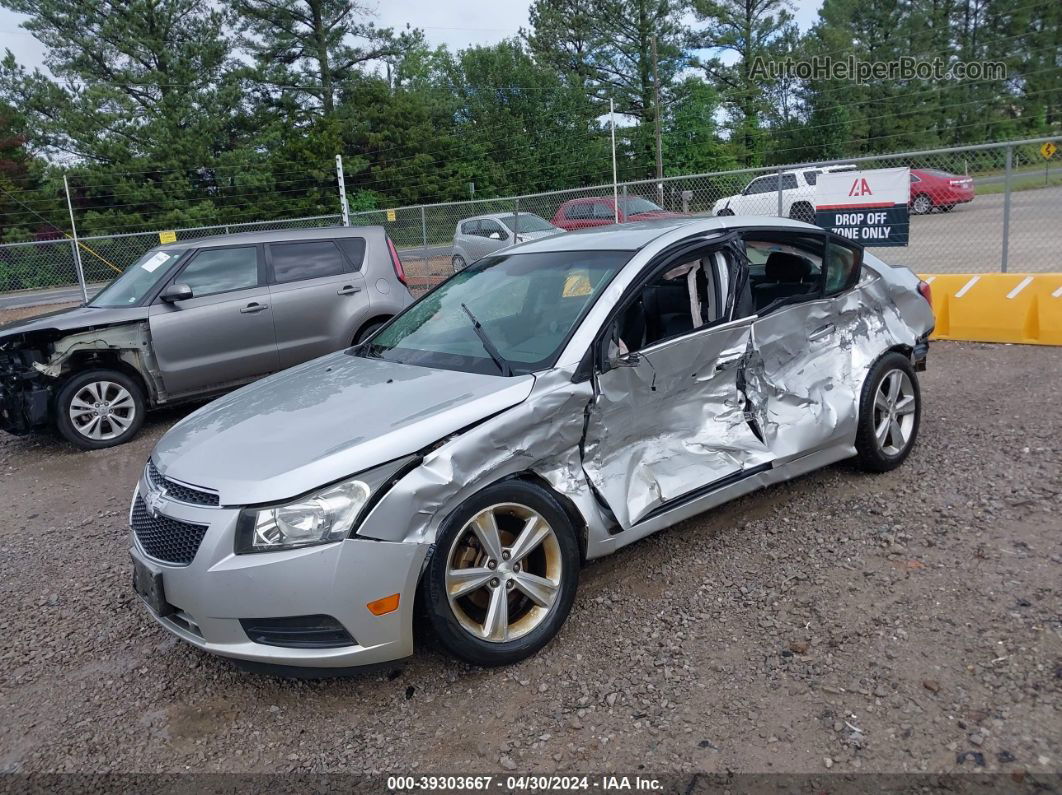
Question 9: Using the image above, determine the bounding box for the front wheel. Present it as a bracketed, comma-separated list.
[55, 368, 146, 449]
[421, 480, 580, 667]
[854, 352, 921, 472]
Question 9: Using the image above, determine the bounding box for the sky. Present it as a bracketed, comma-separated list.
[0, 0, 825, 75]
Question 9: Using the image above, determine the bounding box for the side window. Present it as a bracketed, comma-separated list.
[824, 238, 862, 295]
[480, 220, 507, 239]
[176, 246, 259, 298]
[565, 203, 590, 220]
[910, 173, 921, 183]
[336, 237, 366, 270]
[803, 170, 820, 186]
[268, 240, 350, 284]
[609, 252, 723, 356]
[743, 236, 824, 314]
[744, 175, 777, 195]
[592, 202, 614, 219]
[460, 220, 479, 235]
[780, 174, 799, 190]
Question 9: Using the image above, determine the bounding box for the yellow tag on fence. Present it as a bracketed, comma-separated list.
[386, 209, 396, 222]
[159, 230, 177, 244]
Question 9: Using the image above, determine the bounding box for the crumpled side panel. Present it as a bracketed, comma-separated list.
[356, 368, 605, 545]
[581, 320, 766, 527]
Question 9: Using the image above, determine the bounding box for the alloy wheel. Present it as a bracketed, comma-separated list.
[873, 370, 917, 456]
[445, 503, 563, 643]
[912, 194, 931, 214]
[68, 380, 137, 441]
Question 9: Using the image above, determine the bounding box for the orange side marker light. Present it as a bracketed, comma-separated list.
[367, 593, 400, 616]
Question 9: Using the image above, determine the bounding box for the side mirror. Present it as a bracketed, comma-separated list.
[488, 231, 503, 240]
[606, 351, 641, 371]
[161, 283, 193, 303]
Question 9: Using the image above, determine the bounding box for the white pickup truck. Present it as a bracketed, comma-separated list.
[712, 164, 856, 222]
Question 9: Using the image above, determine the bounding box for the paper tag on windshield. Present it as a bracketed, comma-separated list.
[563, 270, 592, 298]
[140, 252, 170, 273]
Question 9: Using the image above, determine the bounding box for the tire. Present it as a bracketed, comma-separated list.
[421, 480, 580, 667]
[55, 368, 146, 450]
[911, 193, 932, 215]
[788, 202, 814, 223]
[854, 352, 921, 472]
[354, 319, 387, 344]
[452, 254, 466, 272]
[717, 208, 734, 217]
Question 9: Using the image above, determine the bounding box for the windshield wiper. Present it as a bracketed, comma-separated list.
[460, 303, 512, 377]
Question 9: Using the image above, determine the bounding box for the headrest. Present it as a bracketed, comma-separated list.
[765, 251, 813, 282]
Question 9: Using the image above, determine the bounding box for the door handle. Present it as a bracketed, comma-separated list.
[240, 302, 268, 314]
[809, 323, 835, 341]
[337, 285, 361, 295]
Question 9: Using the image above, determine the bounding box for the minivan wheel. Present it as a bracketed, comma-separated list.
[452, 254, 466, 272]
[55, 368, 146, 449]
[422, 480, 580, 667]
[854, 352, 921, 472]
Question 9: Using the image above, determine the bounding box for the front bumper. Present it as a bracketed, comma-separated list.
[129, 480, 430, 668]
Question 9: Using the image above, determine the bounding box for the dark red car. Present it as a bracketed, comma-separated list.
[551, 196, 685, 230]
[909, 169, 975, 214]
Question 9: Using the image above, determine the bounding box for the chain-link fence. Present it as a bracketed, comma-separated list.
[1, 137, 1057, 302]
[383, 137, 1058, 297]
[0, 214, 342, 299]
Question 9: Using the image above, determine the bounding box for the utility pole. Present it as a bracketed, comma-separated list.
[335, 155, 350, 226]
[62, 174, 89, 302]
[610, 99, 619, 223]
[651, 35, 664, 207]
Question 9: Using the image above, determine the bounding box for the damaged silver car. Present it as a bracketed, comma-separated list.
[130, 217, 933, 671]
[0, 226, 411, 449]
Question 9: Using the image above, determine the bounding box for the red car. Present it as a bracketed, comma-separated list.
[551, 196, 685, 230]
[909, 168, 975, 214]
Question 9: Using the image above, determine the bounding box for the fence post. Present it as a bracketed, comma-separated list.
[513, 196, 520, 238]
[776, 168, 784, 217]
[621, 183, 628, 224]
[1000, 145, 1012, 273]
[62, 174, 89, 303]
[420, 205, 428, 277]
[335, 155, 350, 227]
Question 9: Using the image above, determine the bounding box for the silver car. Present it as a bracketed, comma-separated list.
[130, 217, 933, 672]
[0, 226, 412, 449]
[451, 212, 562, 271]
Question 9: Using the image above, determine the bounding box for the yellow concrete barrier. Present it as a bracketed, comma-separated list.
[918, 273, 1062, 346]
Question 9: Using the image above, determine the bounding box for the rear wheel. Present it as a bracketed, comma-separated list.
[452, 254, 466, 272]
[911, 193, 932, 214]
[854, 352, 921, 472]
[788, 201, 814, 223]
[421, 481, 580, 667]
[55, 368, 146, 449]
[354, 319, 387, 344]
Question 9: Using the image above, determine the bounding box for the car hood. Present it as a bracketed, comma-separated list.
[0, 304, 148, 344]
[153, 352, 536, 505]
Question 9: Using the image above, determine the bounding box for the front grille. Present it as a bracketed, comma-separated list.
[146, 460, 219, 507]
[131, 495, 208, 566]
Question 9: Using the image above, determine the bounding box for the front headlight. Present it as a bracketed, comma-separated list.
[235, 457, 416, 554]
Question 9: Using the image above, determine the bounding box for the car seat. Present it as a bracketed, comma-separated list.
[753, 252, 817, 311]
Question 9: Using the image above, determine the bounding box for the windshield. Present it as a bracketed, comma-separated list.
[620, 197, 664, 216]
[499, 214, 556, 234]
[89, 248, 186, 307]
[362, 250, 631, 375]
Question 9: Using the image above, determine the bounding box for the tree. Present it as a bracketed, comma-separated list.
[661, 77, 736, 175]
[234, 0, 422, 119]
[525, 0, 690, 175]
[690, 0, 795, 166]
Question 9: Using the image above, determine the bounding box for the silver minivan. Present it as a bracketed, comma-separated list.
[0, 226, 413, 448]
[451, 212, 562, 271]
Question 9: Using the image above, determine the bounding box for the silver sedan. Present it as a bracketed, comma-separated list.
[130, 216, 934, 672]
[451, 212, 562, 271]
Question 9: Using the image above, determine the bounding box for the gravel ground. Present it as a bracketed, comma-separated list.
[0, 340, 1059, 778]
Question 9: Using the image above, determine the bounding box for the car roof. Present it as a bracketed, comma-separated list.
[507, 215, 820, 254]
[157, 224, 384, 251]
[460, 211, 545, 224]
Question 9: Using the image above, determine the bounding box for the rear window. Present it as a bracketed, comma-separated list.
[268, 240, 350, 283]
